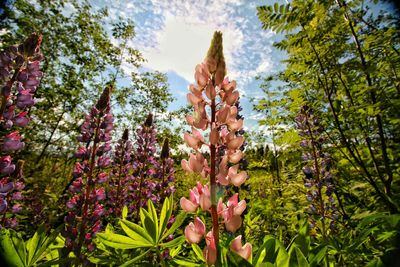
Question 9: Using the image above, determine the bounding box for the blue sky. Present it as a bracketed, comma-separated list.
[93, 0, 287, 131]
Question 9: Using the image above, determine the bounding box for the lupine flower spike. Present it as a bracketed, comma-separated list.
[63, 86, 113, 261]
[295, 105, 339, 237]
[0, 33, 43, 228]
[180, 31, 252, 264]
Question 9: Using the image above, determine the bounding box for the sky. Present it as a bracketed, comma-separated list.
[93, 0, 287, 131]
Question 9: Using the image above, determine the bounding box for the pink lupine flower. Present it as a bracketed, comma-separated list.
[184, 217, 206, 243]
[181, 153, 207, 174]
[181, 31, 251, 262]
[184, 128, 204, 150]
[219, 194, 246, 232]
[180, 182, 211, 212]
[203, 231, 217, 265]
[227, 165, 247, 187]
[231, 235, 252, 261]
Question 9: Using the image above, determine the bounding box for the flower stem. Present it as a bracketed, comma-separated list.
[210, 97, 219, 253]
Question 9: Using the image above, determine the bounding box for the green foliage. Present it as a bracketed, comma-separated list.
[0, 225, 62, 267]
[256, 0, 400, 265]
[95, 197, 187, 266]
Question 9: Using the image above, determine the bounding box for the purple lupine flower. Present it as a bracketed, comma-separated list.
[0, 156, 16, 175]
[106, 129, 133, 218]
[63, 86, 113, 261]
[0, 33, 43, 229]
[2, 132, 25, 151]
[295, 105, 340, 236]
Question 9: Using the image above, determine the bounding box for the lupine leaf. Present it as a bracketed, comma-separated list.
[120, 219, 153, 245]
[0, 229, 26, 267]
[161, 211, 186, 240]
[160, 235, 185, 249]
[147, 199, 159, 241]
[96, 233, 152, 249]
[191, 243, 205, 262]
[119, 249, 151, 267]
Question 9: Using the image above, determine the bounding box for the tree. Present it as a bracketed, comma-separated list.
[257, 0, 399, 214]
[0, 0, 174, 173]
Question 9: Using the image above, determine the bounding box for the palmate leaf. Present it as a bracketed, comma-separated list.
[26, 225, 62, 266]
[120, 219, 153, 245]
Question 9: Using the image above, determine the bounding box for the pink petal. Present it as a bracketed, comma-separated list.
[228, 151, 243, 164]
[199, 193, 211, 211]
[192, 127, 204, 142]
[189, 153, 203, 173]
[187, 93, 202, 106]
[228, 119, 243, 132]
[217, 173, 229, 185]
[181, 159, 192, 172]
[193, 217, 206, 235]
[210, 128, 219, 145]
[225, 215, 242, 232]
[234, 200, 247, 216]
[203, 245, 217, 265]
[231, 235, 252, 261]
[228, 193, 239, 207]
[216, 106, 229, 123]
[230, 171, 247, 187]
[217, 199, 226, 214]
[184, 132, 200, 149]
[205, 83, 216, 99]
[227, 136, 244, 150]
[180, 197, 198, 212]
[226, 90, 239, 105]
[185, 222, 203, 243]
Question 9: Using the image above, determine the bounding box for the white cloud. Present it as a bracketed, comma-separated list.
[116, 0, 277, 88]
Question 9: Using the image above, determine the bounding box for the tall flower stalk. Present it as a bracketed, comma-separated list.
[180, 31, 251, 265]
[130, 115, 176, 219]
[107, 128, 132, 218]
[0, 33, 43, 228]
[295, 105, 339, 239]
[63, 86, 113, 261]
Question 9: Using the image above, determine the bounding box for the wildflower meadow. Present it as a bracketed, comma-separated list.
[0, 0, 399, 266]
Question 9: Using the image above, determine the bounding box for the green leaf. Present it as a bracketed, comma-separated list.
[159, 197, 172, 239]
[172, 258, 202, 266]
[276, 246, 290, 267]
[254, 236, 276, 264]
[140, 208, 157, 243]
[26, 225, 62, 266]
[191, 243, 205, 262]
[96, 233, 152, 249]
[161, 211, 187, 240]
[0, 229, 26, 267]
[294, 246, 309, 267]
[309, 246, 327, 267]
[122, 205, 128, 220]
[120, 219, 153, 245]
[119, 249, 151, 267]
[160, 236, 185, 249]
[227, 250, 253, 267]
[147, 199, 159, 241]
